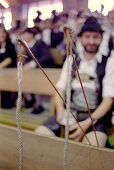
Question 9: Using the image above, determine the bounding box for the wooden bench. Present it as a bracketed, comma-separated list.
[0, 124, 114, 170]
[0, 68, 61, 96]
[0, 68, 61, 129]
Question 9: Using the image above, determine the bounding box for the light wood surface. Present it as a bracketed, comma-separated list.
[0, 68, 61, 95]
[0, 124, 114, 170]
[0, 108, 49, 130]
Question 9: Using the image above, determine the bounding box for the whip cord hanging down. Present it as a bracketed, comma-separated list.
[16, 48, 23, 170]
[63, 41, 72, 170]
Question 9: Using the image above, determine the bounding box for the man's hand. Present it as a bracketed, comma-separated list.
[69, 119, 91, 141]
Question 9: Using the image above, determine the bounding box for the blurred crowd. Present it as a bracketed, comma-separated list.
[0, 9, 113, 114]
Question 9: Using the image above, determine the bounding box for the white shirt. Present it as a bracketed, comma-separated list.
[42, 28, 51, 46]
[56, 51, 114, 98]
[99, 31, 112, 56]
[56, 52, 102, 90]
[25, 39, 37, 68]
[102, 50, 114, 97]
[56, 53, 103, 110]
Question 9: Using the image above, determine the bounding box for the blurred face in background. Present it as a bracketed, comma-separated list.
[0, 27, 7, 43]
[60, 15, 68, 24]
[22, 31, 34, 43]
[43, 19, 52, 29]
[80, 31, 102, 54]
[53, 20, 61, 30]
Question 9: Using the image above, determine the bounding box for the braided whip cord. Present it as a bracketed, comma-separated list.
[63, 51, 72, 169]
[16, 60, 23, 170]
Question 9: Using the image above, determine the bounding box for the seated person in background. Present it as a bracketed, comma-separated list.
[0, 24, 16, 68]
[42, 10, 64, 48]
[50, 12, 64, 48]
[33, 10, 43, 33]
[42, 18, 52, 46]
[35, 16, 114, 147]
[0, 24, 17, 108]
[21, 27, 54, 114]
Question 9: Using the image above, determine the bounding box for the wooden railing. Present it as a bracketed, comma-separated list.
[0, 68, 61, 94]
[0, 68, 61, 107]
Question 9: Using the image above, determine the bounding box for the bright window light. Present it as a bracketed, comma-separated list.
[28, 4, 38, 27]
[3, 9, 12, 30]
[0, 0, 9, 8]
[38, 1, 63, 20]
[0, 9, 12, 30]
[28, 0, 63, 27]
[88, 0, 114, 15]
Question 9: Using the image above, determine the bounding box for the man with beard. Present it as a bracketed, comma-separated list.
[35, 17, 113, 147]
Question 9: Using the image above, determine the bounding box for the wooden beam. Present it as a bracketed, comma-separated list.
[0, 68, 61, 95]
[0, 124, 114, 170]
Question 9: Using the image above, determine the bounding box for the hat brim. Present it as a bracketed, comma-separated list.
[77, 30, 104, 37]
